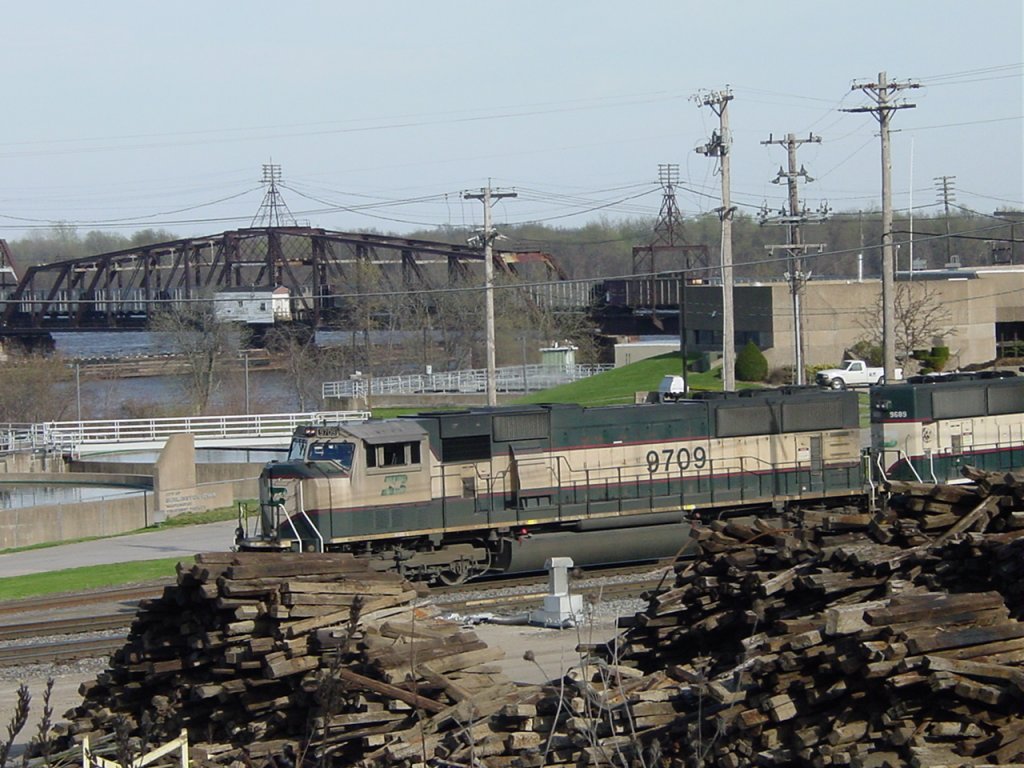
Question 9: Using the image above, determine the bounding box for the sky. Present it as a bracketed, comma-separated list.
[0, 1, 1020, 241]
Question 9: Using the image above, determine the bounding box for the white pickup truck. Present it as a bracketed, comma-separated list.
[815, 359, 901, 389]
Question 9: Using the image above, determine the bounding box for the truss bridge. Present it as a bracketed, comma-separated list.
[0, 227, 573, 336]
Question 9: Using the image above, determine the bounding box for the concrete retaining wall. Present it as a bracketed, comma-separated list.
[0, 473, 259, 550]
[0, 456, 262, 549]
[0, 491, 155, 550]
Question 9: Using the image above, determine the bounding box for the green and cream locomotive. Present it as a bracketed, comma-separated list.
[871, 372, 1024, 483]
[239, 387, 864, 583]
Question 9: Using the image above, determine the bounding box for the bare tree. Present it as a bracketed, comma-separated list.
[393, 286, 437, 371]
[858, 281, 956, 366]
[494, 279, 601, 366]
[343, 260, 390, 364]
[150, 298, 248, 415]
[265, 325, 324, 412]
[432, 275, 482, 371]
[0, 354, 73, 423]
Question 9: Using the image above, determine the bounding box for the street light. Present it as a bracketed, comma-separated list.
[75, 362, 82, 421]
[243, 351, 250, 415]
[519, 334, 529, 393]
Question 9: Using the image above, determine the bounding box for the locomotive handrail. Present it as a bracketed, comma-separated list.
[294, 484, 324, 553]
[874, 448, 923, 483]
[864, 450, 878, 508]
[278, 502, 307, 553]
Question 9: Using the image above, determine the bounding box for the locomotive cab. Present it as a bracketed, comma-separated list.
[247, 421, 432, 552]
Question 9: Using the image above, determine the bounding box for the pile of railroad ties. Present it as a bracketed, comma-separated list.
[39, 465, 1024, 767]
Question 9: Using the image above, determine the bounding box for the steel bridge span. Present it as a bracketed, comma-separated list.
[0, 226, 577, 337]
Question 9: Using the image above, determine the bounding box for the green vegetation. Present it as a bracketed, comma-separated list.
[155, 503, 251, 529]
[514, 352, 729, 407]
[735, 341, 768, 382]
[0, 558, 181, 601]
[913, 346, 951, 373]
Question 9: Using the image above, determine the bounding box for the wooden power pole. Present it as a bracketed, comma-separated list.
[760, 132, 828, 385]
[464, 183, 517, 407]
[695, 88, 737, 391]
[844, 72, 919, 383]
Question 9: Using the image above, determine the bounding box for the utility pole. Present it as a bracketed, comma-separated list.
[464, 183, 517, 407]
[843, 72, 919, 383]
[760, 133, 828, 385]
[995, 209, 1024, 265]
[934, 175, 957, 265]
[695, 88, 736, 391]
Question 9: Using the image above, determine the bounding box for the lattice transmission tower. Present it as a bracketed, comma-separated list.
[632, 164, 708, 278]
[251, 163, 297, 228]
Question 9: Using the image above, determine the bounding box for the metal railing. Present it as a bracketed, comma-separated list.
[322, 363, 613, 399]
[0, 423, 38, 453]
[5, 411, 370, 457]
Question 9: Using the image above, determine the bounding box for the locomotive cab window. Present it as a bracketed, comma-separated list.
[287, 438, 309, 461]
[366, 440, 421, 470]
[308, 441, 356, 471]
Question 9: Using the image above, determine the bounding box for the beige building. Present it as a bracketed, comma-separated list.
[771, 266, 1024, 371]
[611, 267, 1024, 373]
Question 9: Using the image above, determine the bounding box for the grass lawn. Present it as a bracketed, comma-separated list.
[514, 352, 752, 406]
[0, 505, 248, 601]
[0, 557, 182, 601]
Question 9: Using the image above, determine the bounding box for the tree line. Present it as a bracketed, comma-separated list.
[8, 210, 1017, 280]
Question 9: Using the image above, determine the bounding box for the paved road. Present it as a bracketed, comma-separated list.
[0, 520, 240, 578]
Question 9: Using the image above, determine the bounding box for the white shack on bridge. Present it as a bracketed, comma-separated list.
[214, 286, 291, 324]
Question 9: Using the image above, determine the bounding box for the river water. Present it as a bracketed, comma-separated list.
[51, 331, 340, 420]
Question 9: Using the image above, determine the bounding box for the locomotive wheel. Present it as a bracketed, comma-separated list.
[435, 549, 490, 586]
[437, 567, 469, 586]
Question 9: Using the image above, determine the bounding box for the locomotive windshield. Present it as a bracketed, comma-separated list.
[307, 441, 356, 470]
[286, 437, 356, 471]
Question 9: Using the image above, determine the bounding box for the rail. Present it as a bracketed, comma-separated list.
[18, 410, 370, 457]
[322, 363, 613, 399]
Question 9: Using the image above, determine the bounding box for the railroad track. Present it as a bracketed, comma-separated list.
[0, 636, 123, 667]
[0, 582, 166, 667]
[0, 562, 673, 667]
[0, 581, 169, 617]
[0, 613, 134, 642]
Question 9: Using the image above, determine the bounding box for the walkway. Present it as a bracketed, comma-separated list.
[1, 410, 370, 457]
[0, 519, 240, 578]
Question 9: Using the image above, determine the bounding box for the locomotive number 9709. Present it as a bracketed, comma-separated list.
[646, 446, 709, 473]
